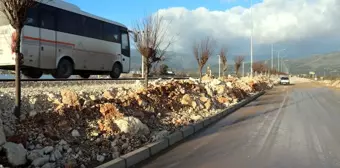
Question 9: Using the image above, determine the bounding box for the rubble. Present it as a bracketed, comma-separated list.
[320, 79, 340, 88]
[0, 75, 274, 167]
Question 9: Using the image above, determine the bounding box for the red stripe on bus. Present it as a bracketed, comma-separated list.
[23, 36, 75, 46]
[23, 36, 116, 56]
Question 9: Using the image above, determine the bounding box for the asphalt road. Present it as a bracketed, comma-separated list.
[138, 83, 340, 168]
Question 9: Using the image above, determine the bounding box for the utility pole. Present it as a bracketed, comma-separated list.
[250, 0, 253, 77]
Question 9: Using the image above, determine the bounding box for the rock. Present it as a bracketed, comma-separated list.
[216, 85, 226, 95]
[112, 152, 119, 159]
[65, 158, 77, 167]
[3, 142, 27, 166]
[71, 129, 80, 137]
[60, 90, 79, 106]
[59, 139, 68, 145]
[49, 153, 56, 162]
[122, 143, 129, 149]
[190, 115, 203, 121]
[32, 156, 50, 167]
[43, 146, 54, 154]
[29, 110, 37, 117]
[89, 95, 98, 101]
[211, 79, 221, 85]
[204, 99, 212, 110]
[27, 144, 35, 150]
[226, 82, 233, 88]
[103, 90, 115, 99]
[67, 148, 72, 153]
[99, 103, 123, 119]
[134, 80, 143, 88]
[27, 150, 44, 161]
[35, 144, 43, 149]
[3, 125, 14, 137]
[135, 96, 148, 106]
[199, 96, 209, 103]
[0, 119, 6, 146]
[53, 150, 63, 160]
[114, 117, 150, 135]
[151, 130, 169, 141]
[180, 94, 192, 105]
[97, 154, 105, 162]
[191, 101, 197, 109]
[217, 96, 229, 104]
[202, 75, 212, 81]
[42, 163, 55, 168]
[90, 130, 100, 137]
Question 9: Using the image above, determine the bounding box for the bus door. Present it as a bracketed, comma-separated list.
[120, 30, 130, 73]
[38, 5, 56, 69]
[21, 7, 40, 68]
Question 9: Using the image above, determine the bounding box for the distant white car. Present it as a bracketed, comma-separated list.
[280, 76, 290, 85]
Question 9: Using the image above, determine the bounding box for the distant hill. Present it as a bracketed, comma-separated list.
[285, 52, 340, 76]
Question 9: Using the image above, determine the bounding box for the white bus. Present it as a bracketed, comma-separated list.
[0, 0, 134, 79]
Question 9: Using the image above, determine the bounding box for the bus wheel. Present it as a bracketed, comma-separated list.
[22, 69, 43, 79]
[110, 63, 122, 79]
[79, 73, 90, 79]
[54, 58, 73, 79]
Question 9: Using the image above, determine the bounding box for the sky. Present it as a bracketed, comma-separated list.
[64, 0, 340, 66]
[65, 0, 260, 27]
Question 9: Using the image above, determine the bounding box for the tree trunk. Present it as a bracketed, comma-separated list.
[199, 66, 202, 83]
[14, 28, 22, 119]
[236, 67, 239, 77]
[143, 57, 149, 88]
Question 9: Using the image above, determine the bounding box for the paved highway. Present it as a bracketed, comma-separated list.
[138, 83, 340, 168]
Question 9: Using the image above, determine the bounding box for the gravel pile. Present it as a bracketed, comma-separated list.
[0, 75, 274, 168]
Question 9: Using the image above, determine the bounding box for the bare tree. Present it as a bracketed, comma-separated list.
[234, 56, 244, 76]
[193, 36, 215, 82]
[252, 62, 263, 74]
[220, 47, 227, 76]
[0, 0, 42, 118]
[132, 13, 175, 87]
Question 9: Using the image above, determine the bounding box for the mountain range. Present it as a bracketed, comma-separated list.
[1, 49, 340, 76]
[130, 49, 340, 76]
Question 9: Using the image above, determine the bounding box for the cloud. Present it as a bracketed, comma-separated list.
[153, 0, 340, 64]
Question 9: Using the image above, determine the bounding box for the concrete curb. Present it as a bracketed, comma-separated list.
[96, 91, 265, 168]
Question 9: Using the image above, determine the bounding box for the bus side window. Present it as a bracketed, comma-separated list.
[39, 5, 56, 31]
[25, 8, 38, 27]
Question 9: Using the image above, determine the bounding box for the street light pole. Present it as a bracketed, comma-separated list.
[278, 51, 280, 72]
[242, 62, 245, 77]
[275, 49, 285, 73]
[218, 54, 221, 78]
[250, 0, 253, 77]
[271, 44, 273, 69]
